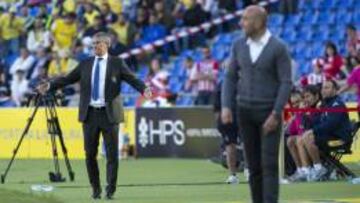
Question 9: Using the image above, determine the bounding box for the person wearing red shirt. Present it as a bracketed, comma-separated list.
[323, 41, 343, 78]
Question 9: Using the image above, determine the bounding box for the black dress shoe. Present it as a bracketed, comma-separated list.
[105, 192, 114, 200]
[92, 187, 101, 199]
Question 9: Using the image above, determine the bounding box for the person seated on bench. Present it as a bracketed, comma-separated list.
[301, 80, 352, 181]
[287, 85, 321, 182]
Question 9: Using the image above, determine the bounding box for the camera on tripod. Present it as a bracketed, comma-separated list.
[1, 92, 75, 184]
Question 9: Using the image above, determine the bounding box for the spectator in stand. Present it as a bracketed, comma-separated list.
[301, 80, 352, 181]
[199, 0, 219, 16]
[141, 13, 167, 44]
[219, 0, 237, 13]
[11, 69, 29, 106]
[26, 19, 51, 53]
[99, 2, 117, 24]
[323, 41, 343, 79]
[19, 5, 35, 32]
[108, 30, 127, 56]
[51, 12, 77, 52]
[280, 0, 298, 15]
[286, 90, 304, 181]
[299, 58, 327, 88]
[145, 57, 170, 99]
[346, 24, 360, 59]
[9, 47, 36, 77]
[138, 0, 157, 10]
[184, 56, 197, 94]
[183, 0, 210, 48]
[83, 15, 109, 38]
[83, 2, 100, 26]
[135, 7, 148, 29]
[154, 0, 176, 32]
[183, 0, 209, 27]
[0, 64, 11, 103]
[193, 46, 219, 105]
[110, 12, 137, 47]
[288, 85, 321, 182]
[0, 6, 25, 58]
[47, 50, 79, 78]
[29, 47, 50, 80]
[0, 86, 16, 107]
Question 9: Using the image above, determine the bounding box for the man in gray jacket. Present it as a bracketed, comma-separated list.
[222, 5, 292, 203]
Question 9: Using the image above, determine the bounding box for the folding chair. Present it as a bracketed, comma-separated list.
[320, 121, 360, 180]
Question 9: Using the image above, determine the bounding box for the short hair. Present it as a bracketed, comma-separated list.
[93, 32, 111, 47]
[325, 79, 339, 90]
[347, 24, 356, 31]
[325, 41, 338, 56]
[303, 85, 320, 97]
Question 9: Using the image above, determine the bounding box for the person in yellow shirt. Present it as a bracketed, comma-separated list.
[84, 2, 100, 26]
[47, 50, 78, 78]
[0, 7, 25, 57]
[51, 13, 77, 52]
[93, 0, 122, 14]
[110, 13, 136, 46]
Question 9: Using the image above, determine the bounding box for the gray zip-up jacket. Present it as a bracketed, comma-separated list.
[222, 36, 292, 115]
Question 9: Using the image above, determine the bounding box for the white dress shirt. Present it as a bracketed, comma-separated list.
[90, 53, 108, 107]
[246, 29, 272, 63]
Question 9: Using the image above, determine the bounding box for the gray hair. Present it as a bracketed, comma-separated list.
[93, 32, 111, 47]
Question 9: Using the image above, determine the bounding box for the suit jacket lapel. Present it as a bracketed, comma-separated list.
[87, 57, 95, 89]
[104, 56, 112, 101]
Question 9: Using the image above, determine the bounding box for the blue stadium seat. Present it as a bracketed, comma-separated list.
[214, 33, 233, 45]
[312, 31, 329, 43]
[309, 0, 321, 10]
[301, 11, 317, 26]
[269, 14, 284, 27]
[316, 11, 336, 25]
[212, 44, 229, 61]
[170, 82, 183, 93]
[176, 95, 194, 106]
[284, 14, 301, 27]
[312, 42, 324, 57]
[269, 25, 282, 36]
[123, 96, 136, 107]
[353, 12, 360, 23]
[319, 0, 338, 10]
[335, 10, 353, 24]
[298, 0, 311, 11]
[337, 0, 354, 9]
[281, 28, 297, 43]
[304, 47, 313, 59]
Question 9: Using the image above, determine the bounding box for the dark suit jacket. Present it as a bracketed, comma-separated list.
[50, 56, 146, 124]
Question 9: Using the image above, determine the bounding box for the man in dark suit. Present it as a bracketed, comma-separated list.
[222, 6, 292, 203]
[37, 32, 152, 200]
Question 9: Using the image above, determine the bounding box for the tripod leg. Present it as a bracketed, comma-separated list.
[1, 97, 41, 183]
[44, 98, 65, 182]
[48, 98, 75, 181]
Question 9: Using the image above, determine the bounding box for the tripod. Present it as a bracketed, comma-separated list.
[1, 93, 75, 183]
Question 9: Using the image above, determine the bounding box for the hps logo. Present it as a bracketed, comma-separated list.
[138, 117, 186, 148]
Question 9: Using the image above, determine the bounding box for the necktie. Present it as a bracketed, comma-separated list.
[92, 58, 103, 100]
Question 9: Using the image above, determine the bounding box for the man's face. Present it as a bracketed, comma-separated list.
[303, 92, 317, 107]
[203, 48, 211, 59]
[321, 81, 336, 99]
[92, 39, 108, 56]
[240, 10, 257, 36]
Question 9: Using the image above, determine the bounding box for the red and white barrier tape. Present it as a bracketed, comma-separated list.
[119, 0, 276, 59]
[285, 107, 360, 113]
